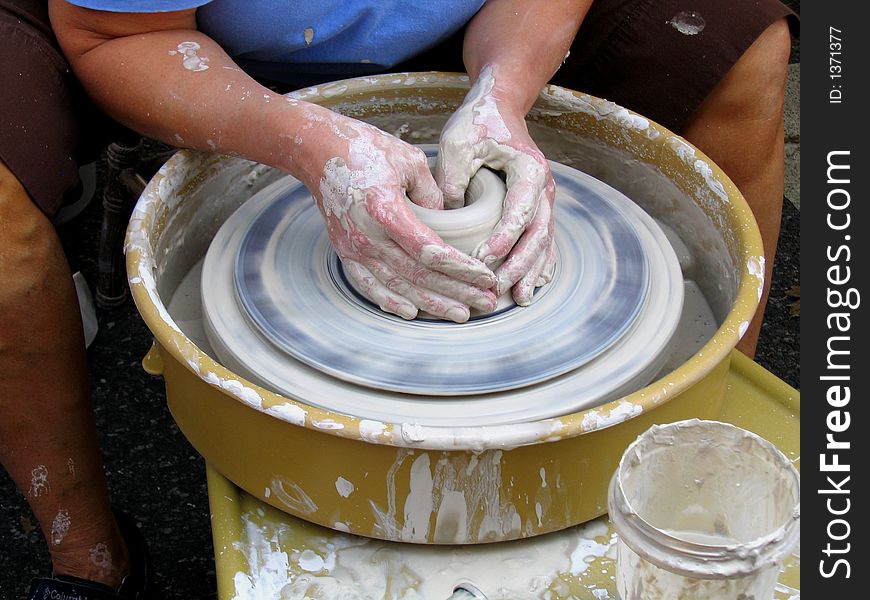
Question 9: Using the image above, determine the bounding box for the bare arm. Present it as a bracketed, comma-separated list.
[464, 0, 592, 114]
[49, 2, 315, 178]
[436, 0, 591, 303]
[49, 1, 497, 321]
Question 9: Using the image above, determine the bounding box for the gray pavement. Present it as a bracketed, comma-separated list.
[785, 63, 800, 209]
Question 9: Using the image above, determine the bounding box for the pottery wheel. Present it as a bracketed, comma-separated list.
[202, 146, 684, 426]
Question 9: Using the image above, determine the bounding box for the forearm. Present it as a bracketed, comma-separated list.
[463, 0, 592, 114]
[48, 2, 326, 182]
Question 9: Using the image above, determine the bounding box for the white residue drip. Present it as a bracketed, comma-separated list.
[270, 478, 318, 515]
[667, 136, 696, 164]
[297, 549, 327, 572]
[747, 256, 766, 302]
[232, 515, 291, 600]
[580, 401, 643, 432]
[335, 476, 355, 498]
[51, 509, 71, 545]
[202, 372, 263, 409]
[693, 159, 729, 203]
[264, 403, 307, 427]
[232, 511, 619, 599]
[358, 420, 387, 442]
[321, 84, 348, 98]
[540, 88, 651, 134]
[570, 532, 618, 574]
[401, 454, 435, 542]
[30, 465, 50, 497]
[669, 11, 706, 35]
[367, 449, 527, 544]
[169, 41, 210, 72]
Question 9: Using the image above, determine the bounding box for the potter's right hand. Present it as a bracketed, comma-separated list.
[295, 107, 497, 322]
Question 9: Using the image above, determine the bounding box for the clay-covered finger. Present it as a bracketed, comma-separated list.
[343, 260, 418, 320]
[472, 176, 543, 267]
[537, 241, 557, 287]
[362, 259, 471, 323]
[405, 147, 444, 210]
[435, 138, 483, 209]
[376, 242, 498, 312]
[493, 196, 552, 295]
[365, 191, 496, 288]
[513, 244, 549, 306]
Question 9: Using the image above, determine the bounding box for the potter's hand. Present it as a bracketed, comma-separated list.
[300, 108, 497, 322]
[437, 66, 556, 306]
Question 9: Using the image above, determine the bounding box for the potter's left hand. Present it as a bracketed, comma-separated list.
[437, 66, 556, 306]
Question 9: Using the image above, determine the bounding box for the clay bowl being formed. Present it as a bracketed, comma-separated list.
[126, 73, 764, 545]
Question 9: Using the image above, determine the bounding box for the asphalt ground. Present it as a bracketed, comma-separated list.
[1, 4, 800, 593]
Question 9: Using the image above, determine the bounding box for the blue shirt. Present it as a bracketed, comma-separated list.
[68, 1, 485, 85]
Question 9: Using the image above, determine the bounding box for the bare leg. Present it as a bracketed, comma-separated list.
[681, 19, 792, 358]
[0, 159, 129, 586]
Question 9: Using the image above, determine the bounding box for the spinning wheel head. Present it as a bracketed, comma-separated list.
[202, 147, 683, 425]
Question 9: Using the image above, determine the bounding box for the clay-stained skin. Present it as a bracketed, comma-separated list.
[437, 64, 556, 304]
[305, 107, 497, 321]
[29, 465, 50, 497]
[168, 41, 210, 72]
[51, 509, 71, 545]
[89, 542, 112, 569]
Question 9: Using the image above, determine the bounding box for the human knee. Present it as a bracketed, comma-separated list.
[0, 158, 28, 199]
[754, 19, 792, 79]
[761, 18, 793, 61]
[0, 172, 64, 304]
[734, 19, 792, 116]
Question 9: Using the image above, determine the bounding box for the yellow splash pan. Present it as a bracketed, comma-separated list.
[127, 73, 768, 545]
[209, 351, 799, 598]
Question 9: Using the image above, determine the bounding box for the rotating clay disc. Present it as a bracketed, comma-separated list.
[202, 146, 684, 425]
[231, 150, 649, 395]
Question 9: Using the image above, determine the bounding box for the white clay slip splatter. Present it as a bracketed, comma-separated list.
[263, 402, 307, 427]
[334, 477, 355, 498]
[89, 542, 112, 569]
[230, 510, 620, 599]
[270, 478, 318, 515]
[747, 256, 766, 301]
[670, 11, 706, 35]
[51, 509, 71, 545]
[358, 420, 387, 442]
[297, 549, 326, 572]
[30, 465, 50, 497]
[169, 41, 210, 72]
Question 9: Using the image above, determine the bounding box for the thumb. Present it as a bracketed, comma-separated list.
[435, 144, 475, 209]
[406, 155, 443, 209]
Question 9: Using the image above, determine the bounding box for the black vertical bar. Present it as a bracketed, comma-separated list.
[802, 2, 867, 596]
